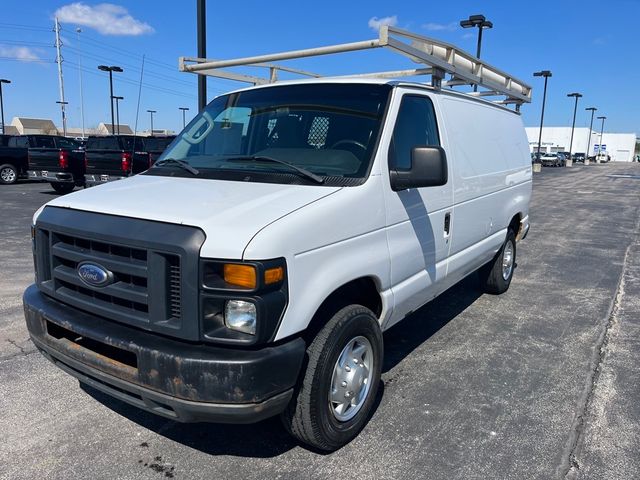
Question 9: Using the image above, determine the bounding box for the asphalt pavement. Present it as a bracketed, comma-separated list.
[1, 163, 639, 480]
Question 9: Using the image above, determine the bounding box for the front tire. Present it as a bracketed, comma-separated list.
[51, 182, 75, 195]
[0, 164, 18, 185]
[281, 305, 383, 451]
[480, 229, 516, 294]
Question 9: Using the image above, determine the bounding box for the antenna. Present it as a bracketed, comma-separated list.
[54, 17, 67, 137]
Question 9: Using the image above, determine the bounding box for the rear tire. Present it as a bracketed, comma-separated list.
[480, 229, 516, 294]
[0, 164, 18, 185]
[51, 182, 75, 194]
[281, 305, 383, 451]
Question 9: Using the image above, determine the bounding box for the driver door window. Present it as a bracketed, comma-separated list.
[389, 95, 440, 170]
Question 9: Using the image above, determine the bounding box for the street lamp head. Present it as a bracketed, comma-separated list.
[567, 92, 582, 98]
[585, 107, 597, 111]
[533, 70, 552, 77]
[76, 27, 82, 33]
[179, 107, 190, 111]
[55, 101, 69, 105]
[111, 66, 123, 73]
[112, 96, 124, 100]
[98, 65, 110, 71]
[597, 116, 606, 120]
[460, 14, 492, 29]
[147, 110, 157, 113]
[0, 79, 11, 84]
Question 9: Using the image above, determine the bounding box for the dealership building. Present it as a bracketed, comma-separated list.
[525, 127, 637, 162]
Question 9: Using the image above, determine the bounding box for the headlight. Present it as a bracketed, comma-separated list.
[225, 300, 257, 335]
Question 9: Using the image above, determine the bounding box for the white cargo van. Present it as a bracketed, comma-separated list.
[24, 27, 532, 450]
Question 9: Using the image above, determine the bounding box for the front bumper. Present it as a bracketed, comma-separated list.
[24, 284, 306, 423]
[28, 170, 75, 183]
[84, 174, 125, 187]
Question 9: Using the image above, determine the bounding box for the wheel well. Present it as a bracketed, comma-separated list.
[303, 277, 382, 342]
[508, 213, 522, 238]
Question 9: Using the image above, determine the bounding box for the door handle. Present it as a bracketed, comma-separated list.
[444, 212, 451, 238]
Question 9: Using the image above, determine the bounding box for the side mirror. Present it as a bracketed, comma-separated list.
[390, 146, 448, 191]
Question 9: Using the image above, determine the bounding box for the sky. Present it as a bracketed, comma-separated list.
[0, 0, 639, 135]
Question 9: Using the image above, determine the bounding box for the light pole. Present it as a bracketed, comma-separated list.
[566, 92, 582, 160]
[112, 96, 123, 135]
[0, 79, 10, 135]
[585, 107, 597, 160]
[460, 14, 493, 92]
[533, 70, 552, 161]
[197, 0, 207, 111]
[597, 116, 607, 160]
[147, 110, 156, 136]
[98, 65, 123, 135]
[56, 101, 69, 136]
[179, 107, 190, 129]
[76, 28, 85, 139]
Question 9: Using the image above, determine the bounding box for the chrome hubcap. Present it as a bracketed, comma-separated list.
[1, 167, 16, 183]
[502, 240, 514, 280]
[329, 336, 373, 422]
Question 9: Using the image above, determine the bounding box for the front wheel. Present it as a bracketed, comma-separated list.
[480, 229, 516, 294]
[281, 305, 383, 451]
[51, 182, 75, 195]
[0, 164, 18, 185]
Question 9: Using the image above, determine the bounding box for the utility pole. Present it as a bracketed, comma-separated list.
[0, 79, 10, 135]
[460, 15, 493, 92]
[76, 28, 85, 139]
[597, 116, 607, 159]
[54, 17, 68, 137]
[533, 70, 552, 161]
[585, 107, 597, 160]
[179, 107, 189, 128]
[147, 109, 156, 135]
[197, 0, 207, 111]
[566, 92, 582, 160]
[113, 96, 123, 135]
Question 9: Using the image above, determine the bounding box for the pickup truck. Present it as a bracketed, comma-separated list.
[0, 134, 29, 185]
[26, 135, 85, 194]
[84, 135, 149, 187]
[143, 135, 176, 165]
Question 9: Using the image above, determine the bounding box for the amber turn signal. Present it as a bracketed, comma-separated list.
[264, 266, 284, 285]
[223, 264, 257, 289]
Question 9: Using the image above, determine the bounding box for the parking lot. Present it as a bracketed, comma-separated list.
[0, 162, 639, 480]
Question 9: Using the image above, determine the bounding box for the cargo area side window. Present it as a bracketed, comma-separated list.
[389, 96, 440, 170]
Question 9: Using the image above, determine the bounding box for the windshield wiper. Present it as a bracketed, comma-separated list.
[226, 156, 324, 184]
[153, 158, 200, 175]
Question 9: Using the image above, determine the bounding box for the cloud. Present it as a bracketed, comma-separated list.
[422, 21, 457, 32]
[462, 32, 475, 39]
[368, 15, 398, 32]
[54, 2, 154, 36]
[0, 45, 42, 62]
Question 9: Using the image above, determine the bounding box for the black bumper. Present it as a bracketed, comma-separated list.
[23, 285, 305, 424]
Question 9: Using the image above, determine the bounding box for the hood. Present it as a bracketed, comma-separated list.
[44, 175, 342, 259]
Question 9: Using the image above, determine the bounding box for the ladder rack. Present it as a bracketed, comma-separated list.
[179, 26, 532, 108]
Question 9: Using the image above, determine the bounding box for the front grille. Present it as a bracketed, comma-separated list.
[38, 228, 182, 330]
[34, 207, 205, 341]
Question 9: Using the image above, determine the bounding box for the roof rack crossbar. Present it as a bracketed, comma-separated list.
[179, 26, 531, 105]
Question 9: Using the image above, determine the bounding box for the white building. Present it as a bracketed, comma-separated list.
[526, 127, 637, 162]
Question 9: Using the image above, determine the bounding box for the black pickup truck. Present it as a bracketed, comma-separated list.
[84, 135, 150, 187]
[26, 135, 85, 193]
[0, 134, 29, 185]
[144, 135, 176, 165]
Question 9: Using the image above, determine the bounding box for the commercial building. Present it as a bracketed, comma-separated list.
[7, 117, 173, 138]
[526, 127, 637, 162]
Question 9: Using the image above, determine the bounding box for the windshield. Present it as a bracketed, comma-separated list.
[148, 83, 391, 186]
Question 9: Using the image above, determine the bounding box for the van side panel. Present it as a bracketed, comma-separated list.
[439, 97, 532, 281]
[243, 175, 392, 342]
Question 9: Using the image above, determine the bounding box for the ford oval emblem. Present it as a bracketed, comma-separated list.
[77, 262, 113, 287]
